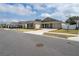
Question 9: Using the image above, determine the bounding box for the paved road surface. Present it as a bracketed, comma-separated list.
[0, 29, 79, 56]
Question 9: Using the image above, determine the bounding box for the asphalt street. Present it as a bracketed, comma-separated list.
[0, 29, 79, 56]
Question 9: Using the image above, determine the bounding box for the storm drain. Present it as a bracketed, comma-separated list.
[36, 43, 44, 47]
[67, 41, 75, 46]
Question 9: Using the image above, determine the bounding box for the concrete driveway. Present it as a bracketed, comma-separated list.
[0, 29, 79, 56]
[23, 29, 56, 35]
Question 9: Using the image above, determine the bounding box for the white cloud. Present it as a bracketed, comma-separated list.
[0, 4, 35, 15]
[1, 3, 79, 21]
[41, 13, 51, 17]
[26, 5, 32, 9]
[32, 4, 46, 11]
[45, 4, 79, 20]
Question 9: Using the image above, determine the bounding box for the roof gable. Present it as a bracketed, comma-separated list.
[42, 17, 61, 22]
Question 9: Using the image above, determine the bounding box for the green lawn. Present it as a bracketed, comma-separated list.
[44, 32, 75, 38]
[50, 29, 79, 34]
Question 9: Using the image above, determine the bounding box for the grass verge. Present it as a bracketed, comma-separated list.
[44, 32, 76, 38]
[49, 29, 79, 34]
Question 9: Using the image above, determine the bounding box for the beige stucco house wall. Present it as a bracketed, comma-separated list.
[34, 22, 41, 29]
[35, 24, 41, 29]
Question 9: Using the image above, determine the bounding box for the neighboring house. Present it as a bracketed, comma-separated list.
[7, 17, 62, 29]
[7, 22, 22, 28]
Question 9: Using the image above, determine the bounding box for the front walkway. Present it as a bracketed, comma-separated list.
[68, 35, 79, 41]
[23, 29, 56, 35]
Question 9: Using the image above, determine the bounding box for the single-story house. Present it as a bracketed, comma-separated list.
[7, 22, 22, 28]
[7, 17, 62, 29]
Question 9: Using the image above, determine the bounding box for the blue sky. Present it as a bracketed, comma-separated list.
[0, 3, 79, 22]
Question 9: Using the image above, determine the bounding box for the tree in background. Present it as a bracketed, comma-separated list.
[0, 24, 8, 28]
[66, 16, 79, 29]
[66, 16, 77, 25]
[35, 19, 41, 21]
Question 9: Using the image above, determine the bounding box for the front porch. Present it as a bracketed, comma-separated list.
[41, 22, 62, 29]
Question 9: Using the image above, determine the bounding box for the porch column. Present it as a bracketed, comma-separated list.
[53, 23, 55, 29]
[43, 24, 45, 28]
[49, 23, 52, 28]
[24, 24, 27, 29]
[49, 23, 53, 28]
[7, 25, 9, 28]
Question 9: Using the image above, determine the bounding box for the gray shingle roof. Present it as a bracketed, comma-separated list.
[42, 17, 62, 22]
